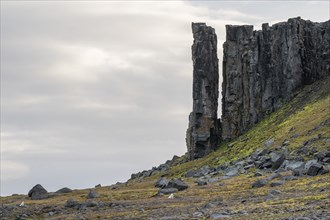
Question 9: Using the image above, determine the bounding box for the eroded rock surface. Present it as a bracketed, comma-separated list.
[221, 17, 330, 140]
[186, 22, 221, 159]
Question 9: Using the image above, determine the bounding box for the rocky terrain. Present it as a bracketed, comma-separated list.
[1, 18, 329, 219]
[1, 73, 329, 220]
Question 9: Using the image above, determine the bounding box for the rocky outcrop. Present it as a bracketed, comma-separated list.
[221, 17, 330, 140]
[186, 23, 221, 160]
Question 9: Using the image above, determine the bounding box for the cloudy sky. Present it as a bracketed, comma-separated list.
[1, 1, 329, 196]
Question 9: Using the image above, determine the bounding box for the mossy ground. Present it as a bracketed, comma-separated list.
[1, 78, 330, 219]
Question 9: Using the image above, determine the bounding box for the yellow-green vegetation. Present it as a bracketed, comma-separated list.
[149, 78, 330, 179]
[1, 78, 329, 219]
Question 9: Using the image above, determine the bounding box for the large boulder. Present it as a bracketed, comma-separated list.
[28, 184, 48, 200]
[166, 179, 188, 191]
[270, 152, 286, 170]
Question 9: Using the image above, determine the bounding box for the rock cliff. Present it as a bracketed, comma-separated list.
[186, 23, 221, 160]
[221, 17, 330, 140]
[187, 17, 330, 158]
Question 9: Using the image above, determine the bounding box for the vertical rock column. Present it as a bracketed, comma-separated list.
[186, 23, 220, 160]
[221, 17, 330, 141]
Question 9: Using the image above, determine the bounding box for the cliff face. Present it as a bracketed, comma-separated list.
[221, 17, 330, 140]
[186, 23, 221, 160]
[187, 17, 330, 159]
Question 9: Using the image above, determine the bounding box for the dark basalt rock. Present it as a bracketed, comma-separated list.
[306, 163, 323, 176]
[252, 179, 268, 188]
[55, 187, 72, 194]
[28, 184, 48, 200]
[221, 17, 330, 140]
[87, 189, 99, 199]
[186, 22, 221, 160]
[158, 188, 178, 195]
[187, 17, 329, 159]
[166, 179, 189, 191]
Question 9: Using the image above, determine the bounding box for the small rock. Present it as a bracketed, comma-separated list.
[254, 171, 263, 177]
[185, 170, 197, 178]
[55, 187, 72, 194]
[264, 194, 275, 201]
[86, 200, 98, 207]
[66, 198, 79, 208]
[224, 167, 239, 177]
[204, 202, 216, 209]
[87, 189, 99, 199]
[270, 152, 286, 170]
[155, 177, 169, 188]
[196, 179, 208, 186]
[228, 143, 235, 147]
[268, 172, 281, 180]
[304, 159, 318, 170]
[290, 133, 299, 139]
[264, 138, 275, 147]
[46, 211, 55, 217]
[283, 160, 305, 170]
[270, 181, 285, 187]
[306, 163, 323, 176]
[252, 179, 267, 188]
[282, 140, 290, 146]
[158, 188, 178, 195]
[243, 164, 255, 170]
[168, 193, 174, 199]
[282, 175, 298, 181]
[322, 157, 330, 163]
[270, 189, 281, 195]
[193, 211, 204, 218]
[210, 212, 230, 219]
[317, 165, 329, 175]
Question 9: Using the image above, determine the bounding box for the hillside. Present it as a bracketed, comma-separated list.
[1, 76, 329, 219]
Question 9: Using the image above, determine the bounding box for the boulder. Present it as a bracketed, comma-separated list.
[306, 163, 323, 176]
[185, 170, 197, 178]
[224, 166, 239, 177]
[304, 159, 318, 170]
[283, 160, 305, 175]
[55, 187, 72, 194]
[270, 152, 286, 170]
[252, 179, 267, 188]
[158, 188, 178, 195]
[155, 177, 169, 188]
[268, 172, 281, 181]
[66, 198, 80, 208]
[86, 201, 99, 207]
[28, 184, 48, 200]
[166, 179, 188, 191]
[87, 189, 99, 199]
[270, 181, 285, 187]
[196, 179, 208, 186]
[270, 189, 281, 195]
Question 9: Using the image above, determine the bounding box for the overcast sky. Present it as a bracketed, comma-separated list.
[1, 1, 329, 196]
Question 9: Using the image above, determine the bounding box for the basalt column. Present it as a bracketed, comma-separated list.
[186, 23, 220, 160]
[221, 17, 330, 140]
